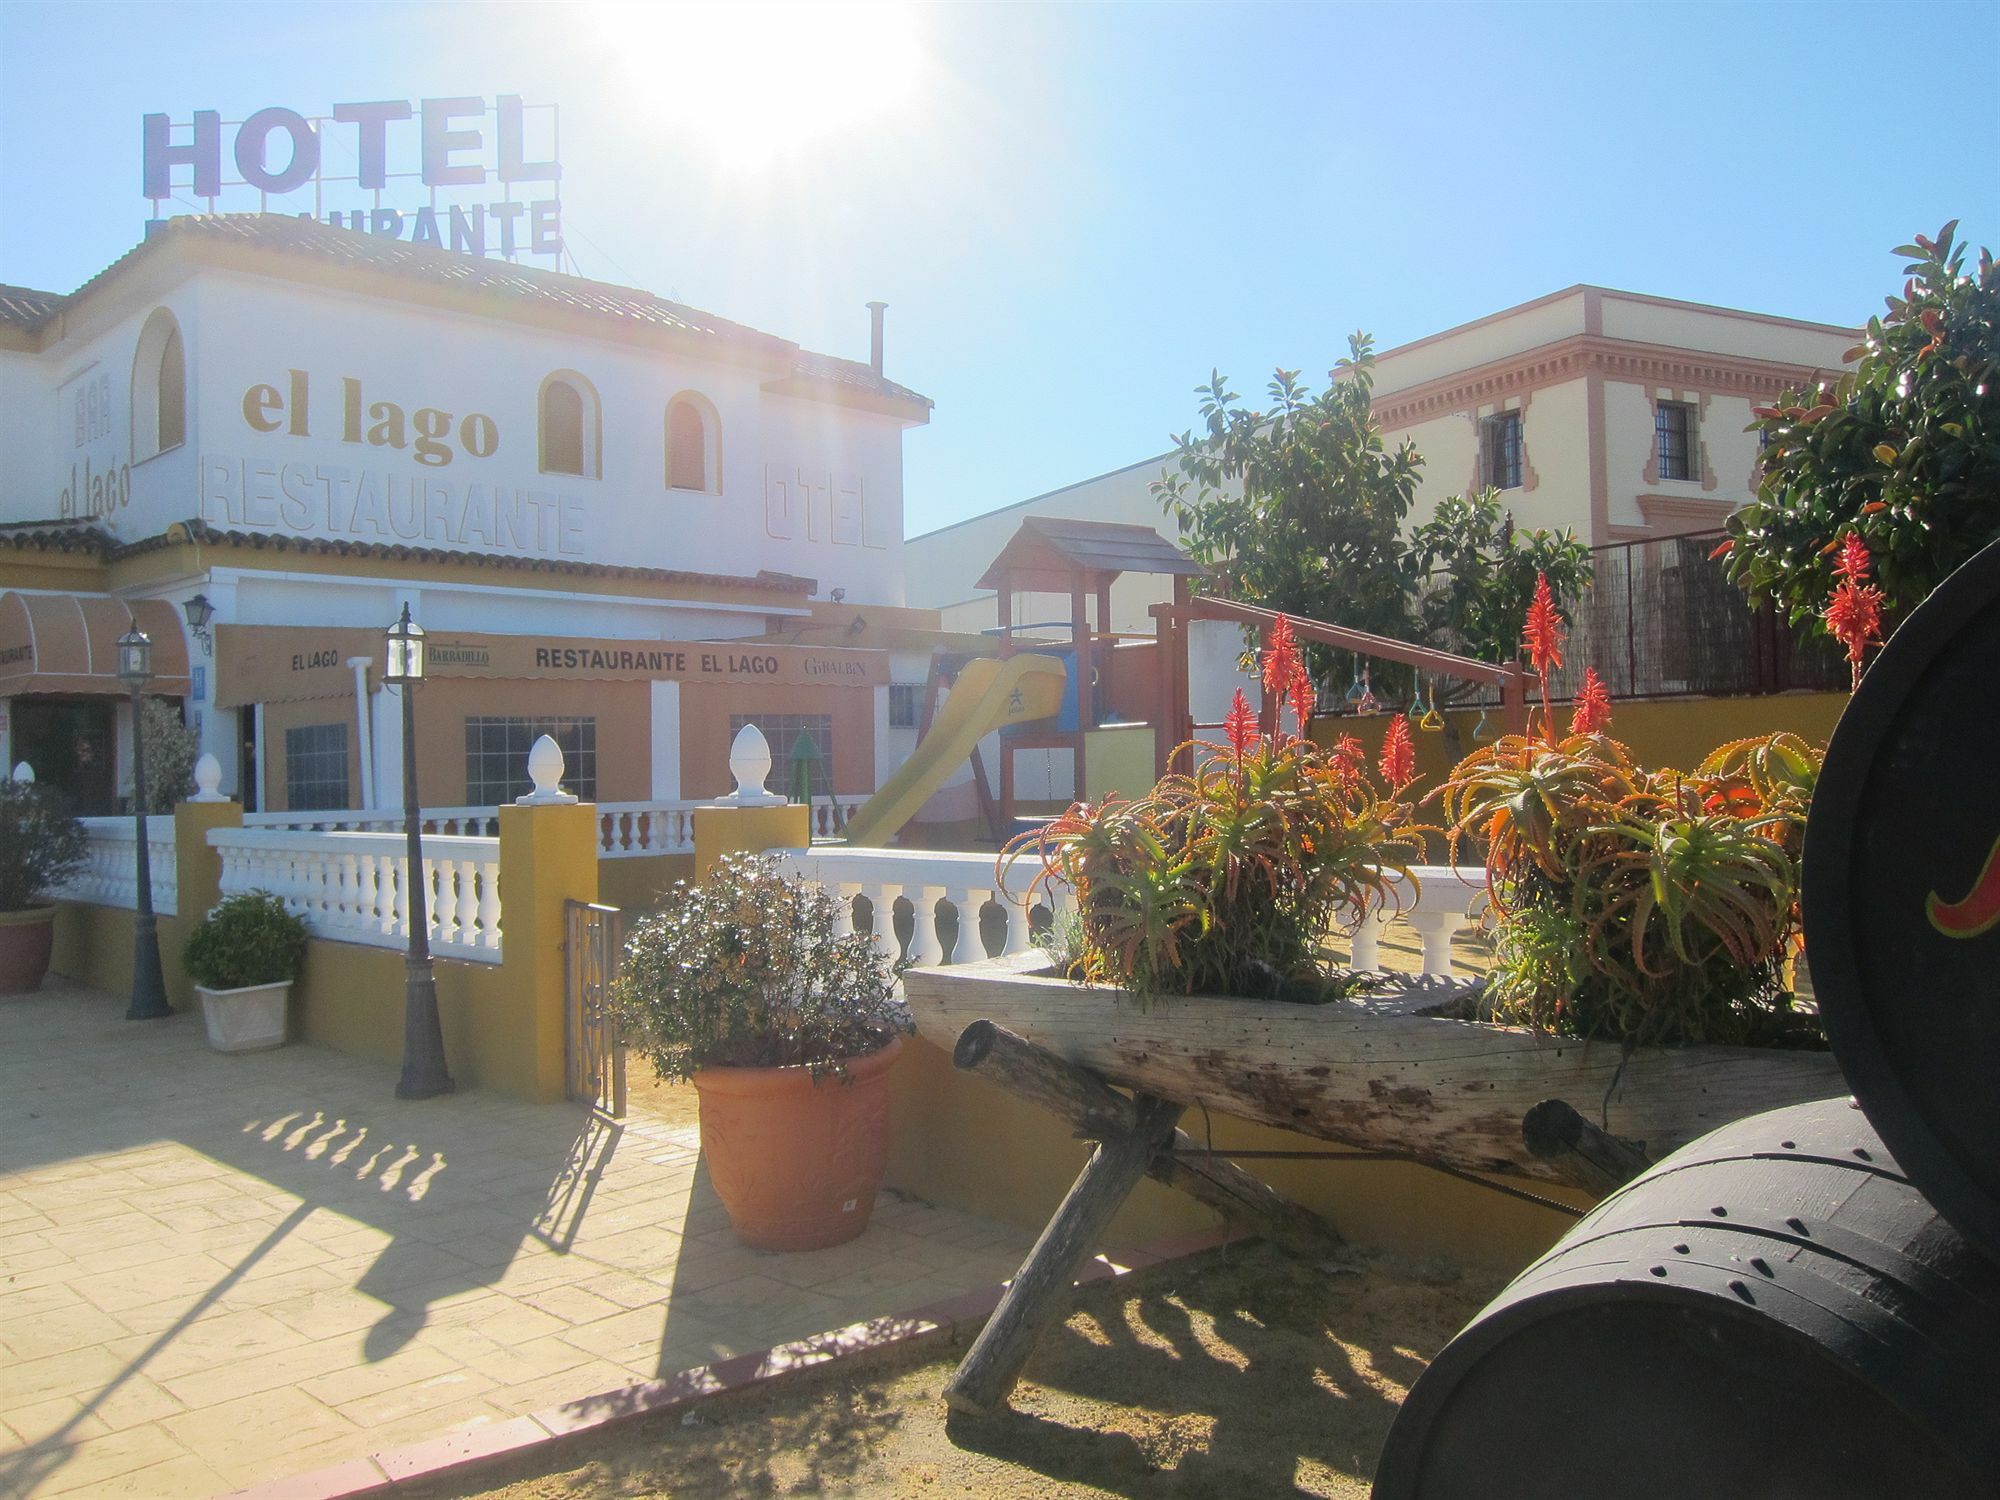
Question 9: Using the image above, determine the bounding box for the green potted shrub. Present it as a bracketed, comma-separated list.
[613, 853, 911, 1251]
[0, 778, 89, 995]
[182, 890, 308, 1052]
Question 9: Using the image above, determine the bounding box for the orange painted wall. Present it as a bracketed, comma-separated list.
[678, 682, 877, 797]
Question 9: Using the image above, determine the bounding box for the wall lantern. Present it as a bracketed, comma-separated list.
[182, 593, 215, 657]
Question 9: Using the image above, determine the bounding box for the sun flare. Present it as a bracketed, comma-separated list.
[588, 1, 924, 168]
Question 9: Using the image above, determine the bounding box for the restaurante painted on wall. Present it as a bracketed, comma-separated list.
[0, 214, 933, 815]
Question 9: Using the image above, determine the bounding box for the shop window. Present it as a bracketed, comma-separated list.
[538, 371, 601, 478]
[888, 685, 923, 728]
[131, 307, 187, 462]
[465, 716, 597, 803]
[284, 723, 350, 811]
[1656, 401, 1698, 481]
[665, 392, 720, 493]
[1480, 410, 1523, 491]
[733, 713, 834, 797]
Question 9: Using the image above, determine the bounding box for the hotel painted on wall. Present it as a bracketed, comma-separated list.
[0, 214, 933, 815]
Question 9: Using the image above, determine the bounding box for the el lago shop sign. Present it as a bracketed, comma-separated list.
[214, 625, 887, 707]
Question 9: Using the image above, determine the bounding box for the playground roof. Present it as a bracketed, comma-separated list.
[976, 516, 1207, 593]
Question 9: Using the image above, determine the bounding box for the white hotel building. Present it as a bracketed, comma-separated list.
[0, 214, 933, 816]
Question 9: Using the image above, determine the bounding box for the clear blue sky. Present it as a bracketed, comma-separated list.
[3, 1, 1994, 537]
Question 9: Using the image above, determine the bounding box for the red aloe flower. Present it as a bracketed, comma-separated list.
[1263, 614, 1301, 701]
[1569, 666, 1612, 737]
[1522, 572, 1566, 740]
[1223, 687, 1258, 760]
[1379, 714, 1417, 792]
[1824, 532, 1885, 691]
[1288, 658, 1316, 738]
[1330, 733, 1366, 791]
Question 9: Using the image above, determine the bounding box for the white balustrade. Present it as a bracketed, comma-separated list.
[208, 827, 502, 963]
[54, 816, 177, 915]
[244, 807, 501, 837]
[596, 802, 698, 857]
[773, 847, 1067, 968]
[776, 848, 1487, 978]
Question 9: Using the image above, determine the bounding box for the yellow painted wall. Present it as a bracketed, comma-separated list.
[883, 1034, 1589, 1272]
[1082, 725, 1155, 806]
[51, 903, 192, 1011]
[596, 854, 695, 915]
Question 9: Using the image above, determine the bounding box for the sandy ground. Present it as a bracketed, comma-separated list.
[405, 1243, 1505, 1500]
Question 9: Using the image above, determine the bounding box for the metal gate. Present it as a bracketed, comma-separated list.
[564, 900, 627, 1118]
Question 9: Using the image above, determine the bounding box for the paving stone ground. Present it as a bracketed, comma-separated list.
[0, 982, 1036, 1499]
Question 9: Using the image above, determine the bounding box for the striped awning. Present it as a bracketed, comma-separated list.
[0, 592, 192, 698]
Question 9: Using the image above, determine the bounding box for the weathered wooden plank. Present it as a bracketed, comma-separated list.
[953, 1020, 1342, 1257]
[903, 953, 1848, 1186]
[1521, 1098, 1655, 1195]
[944, 1092, 1185, 1415]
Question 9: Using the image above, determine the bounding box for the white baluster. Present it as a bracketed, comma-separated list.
[907, 885, 946, 967]
[1001, 897, 1032, 957]
[454, 857, 478, 950]
[1405, 910, 1468, 977]
[478, 861, 503, 950]
[1348, 907, 1393, 973]
[831, 883, 861, 939]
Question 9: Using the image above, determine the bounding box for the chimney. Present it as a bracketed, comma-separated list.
[866, 301, 887, 379]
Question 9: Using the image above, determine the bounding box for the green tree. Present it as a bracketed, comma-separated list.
[1408, 489, 1593, 681]
[136, 698, 199, 813]
[1153, 334, 1422, 664]
[1725, 221, 2000, 629]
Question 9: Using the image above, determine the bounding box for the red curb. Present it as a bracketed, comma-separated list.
[220, 1224, 1241, 1499]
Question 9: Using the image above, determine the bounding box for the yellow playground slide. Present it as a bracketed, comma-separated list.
[837, 653, 1068, 847]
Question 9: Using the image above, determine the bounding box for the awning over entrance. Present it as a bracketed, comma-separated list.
[215, 623, 889, 708]
[0, 592, 192, 699]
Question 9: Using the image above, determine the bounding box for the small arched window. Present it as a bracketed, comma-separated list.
[131, 308, 187, 462]
[664, 392, 721, 493]
[538, 371, 601, 478]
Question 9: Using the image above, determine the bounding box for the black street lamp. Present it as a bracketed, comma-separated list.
[118, 626, 172, 1021]
[386, 604, 453, 1099]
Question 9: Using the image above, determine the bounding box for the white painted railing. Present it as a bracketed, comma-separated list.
[775, 848, 1486, 978]
[208, 827, 503, 963]
[55, 816, 177, 915]
[774, 847, 1066, 967]
[244, 807, 500, 836]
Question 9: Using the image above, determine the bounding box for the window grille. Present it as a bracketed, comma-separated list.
[1655, 401, 1697, 481]
[889, 685, 922, 728]
[1480, 411, 1523, 490]
[283, 723, 349, 811]
[465, 716, 598, 803]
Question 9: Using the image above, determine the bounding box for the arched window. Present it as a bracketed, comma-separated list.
[131, 308, 187, 462]
[538, 371, 601, 478]
[664, 392, 721, 493]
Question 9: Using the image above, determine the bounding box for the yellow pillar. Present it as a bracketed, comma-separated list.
[168, 798, 243, 1011]
[494, 800, 599, 1102]
[693, 803, 812, 879]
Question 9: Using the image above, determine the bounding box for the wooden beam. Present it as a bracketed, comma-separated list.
[1521, 1099, 1654, 1196]
[944, 1092, 1185, 1415]
[953, 1020, 1342, 1257]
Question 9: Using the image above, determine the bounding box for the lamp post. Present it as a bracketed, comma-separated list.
[386, 604, 453, 1099]
[118, 626, 172, 1021]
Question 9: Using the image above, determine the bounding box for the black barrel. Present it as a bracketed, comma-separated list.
[1373, 1098, 2000, 1499]
[1805, 534, 2000, 1264]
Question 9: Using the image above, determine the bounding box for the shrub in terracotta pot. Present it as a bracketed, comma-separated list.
[613, 853, 911, 1251]
[0, 779, 89, 995]
[183, 890, 308, 1052]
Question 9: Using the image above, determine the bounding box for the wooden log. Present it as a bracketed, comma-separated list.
[1522, 1098, 1654, 1196]
[954, 1019, 1342, 1257]
[903, 953, 1847, 1184]
[944, 1094, 1185, 1415]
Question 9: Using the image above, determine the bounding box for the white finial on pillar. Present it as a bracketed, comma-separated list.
[723, 723, 785, 805]
[10, 762, 32, 784]
[190, 753, 227, 802]
[516, 733, 579, 805]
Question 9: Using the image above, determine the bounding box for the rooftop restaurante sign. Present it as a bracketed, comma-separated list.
[143, 96, 562, 262]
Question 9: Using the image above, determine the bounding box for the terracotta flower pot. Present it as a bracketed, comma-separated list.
[0, 906, 57, 996]
[691, 1036, 902, 1251]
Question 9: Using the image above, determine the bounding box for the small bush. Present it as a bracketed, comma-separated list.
[0, 781, 88, 911]
[184, 891, 309, 990]
[612, 854, 910, 1080]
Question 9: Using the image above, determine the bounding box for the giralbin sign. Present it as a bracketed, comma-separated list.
[143, 97, 562, 261]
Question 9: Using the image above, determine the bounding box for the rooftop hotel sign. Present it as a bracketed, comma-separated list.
[143, 97, 562, 263]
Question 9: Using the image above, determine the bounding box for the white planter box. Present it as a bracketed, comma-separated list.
[197, 981, 291, 1053]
